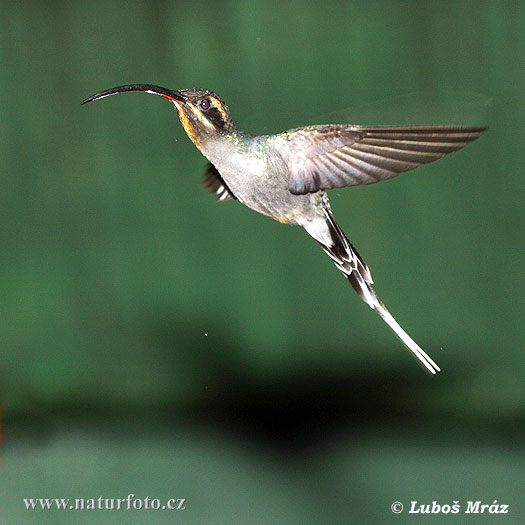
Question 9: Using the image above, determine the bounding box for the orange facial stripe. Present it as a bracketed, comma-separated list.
[173, 102, 197, 143]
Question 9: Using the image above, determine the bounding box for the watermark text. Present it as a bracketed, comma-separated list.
[24, 494, 186, 512]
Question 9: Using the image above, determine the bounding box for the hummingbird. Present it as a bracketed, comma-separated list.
[82, 84, 486, 374]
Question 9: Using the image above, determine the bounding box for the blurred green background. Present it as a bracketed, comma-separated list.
[1, 1, 524, 523]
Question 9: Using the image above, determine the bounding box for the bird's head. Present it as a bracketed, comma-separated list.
[82, 84, 233, 148]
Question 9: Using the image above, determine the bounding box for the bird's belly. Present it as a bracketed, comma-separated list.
[204, 139, 317, 224]
[223, 166, 313, 223]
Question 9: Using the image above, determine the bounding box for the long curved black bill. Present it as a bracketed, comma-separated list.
[81, 84, 186, 105]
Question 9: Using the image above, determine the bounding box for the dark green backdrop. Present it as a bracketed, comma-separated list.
[1, 1, 523, 523]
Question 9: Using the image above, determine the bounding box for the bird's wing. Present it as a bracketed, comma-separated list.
[202, 163, 237, 202]
[284, 125, 486, 195]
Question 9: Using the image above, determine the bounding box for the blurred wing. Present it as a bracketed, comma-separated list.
[202, 163, 237, 202]
[285, 125, 486, 195]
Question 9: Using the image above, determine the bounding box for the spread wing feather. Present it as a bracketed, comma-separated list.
[285, 125, 486, 195]
[202, 162, 237, 202]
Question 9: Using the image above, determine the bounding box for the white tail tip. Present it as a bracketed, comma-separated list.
[375, 301, 440, 374]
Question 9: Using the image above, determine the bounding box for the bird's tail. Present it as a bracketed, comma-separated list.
[313, 207, 440, 374]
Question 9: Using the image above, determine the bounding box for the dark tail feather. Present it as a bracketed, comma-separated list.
[317, 208, 440, 374]
[317, 208, 378, 308]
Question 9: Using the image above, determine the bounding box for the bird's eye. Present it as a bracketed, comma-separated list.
[199, 98, 211, 111]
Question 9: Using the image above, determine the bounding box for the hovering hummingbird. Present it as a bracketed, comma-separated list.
[82, 84, 486, 374]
